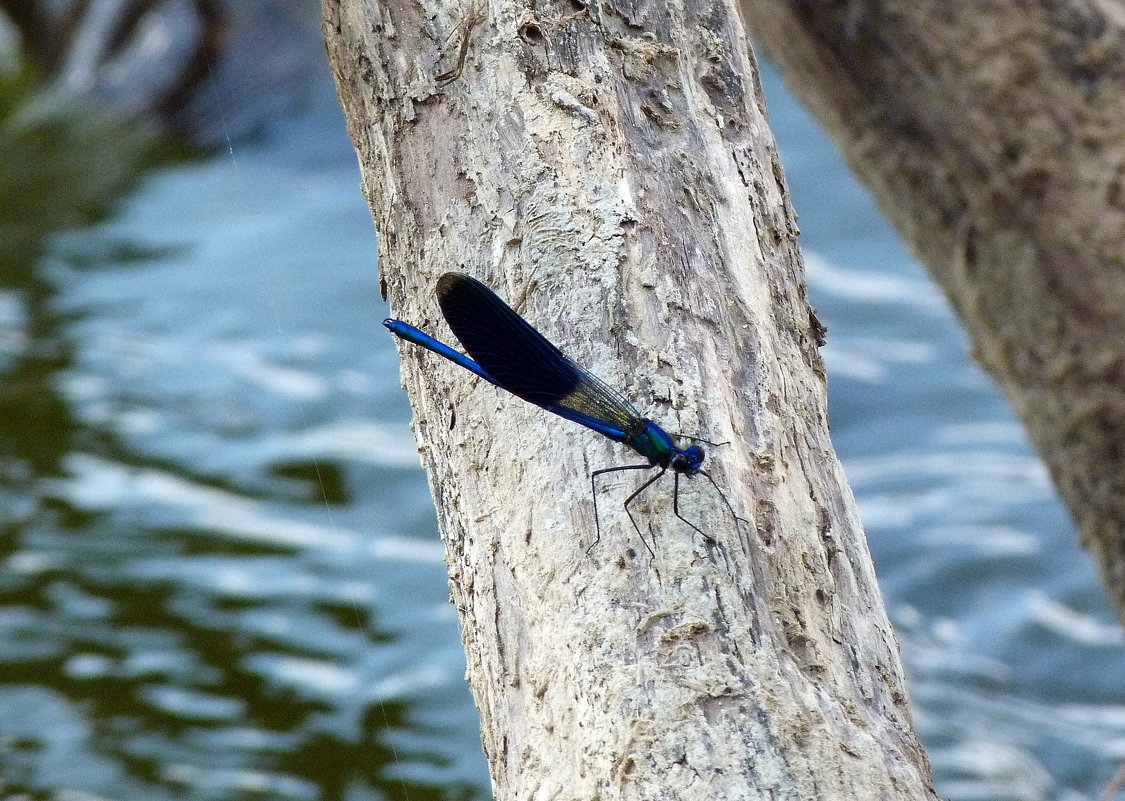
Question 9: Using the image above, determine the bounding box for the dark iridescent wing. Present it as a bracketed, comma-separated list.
[435, 273, 644, 441]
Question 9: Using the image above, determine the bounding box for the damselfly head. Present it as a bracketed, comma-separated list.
[673, 445, 705, 475]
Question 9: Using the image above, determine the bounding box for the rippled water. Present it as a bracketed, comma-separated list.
[1, 15, 1123, 801]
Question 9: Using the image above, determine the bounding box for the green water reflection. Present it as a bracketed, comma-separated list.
[0, 65, 486, 801]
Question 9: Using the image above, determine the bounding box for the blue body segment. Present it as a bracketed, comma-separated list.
[384, 319, 496, 385]
[383, 272, 734, 550]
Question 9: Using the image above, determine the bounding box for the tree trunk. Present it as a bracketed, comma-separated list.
[738, 0, 1125, 627]
[323, 0, 937, 797]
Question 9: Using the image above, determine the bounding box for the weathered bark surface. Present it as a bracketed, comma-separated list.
[739, 0, 1125, 626]
[323, 0, 936, 797]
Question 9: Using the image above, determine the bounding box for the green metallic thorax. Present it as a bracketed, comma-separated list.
[624, 420, 679, 465]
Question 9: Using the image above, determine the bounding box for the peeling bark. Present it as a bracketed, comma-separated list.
[323, 0, 937, 797]
[739, 0, 1125, 627]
